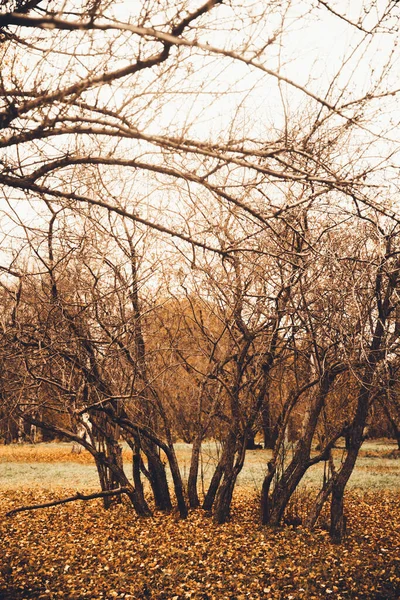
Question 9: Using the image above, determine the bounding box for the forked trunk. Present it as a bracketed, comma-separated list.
[329, 396, 369, 542]
[202, 459, 224, 511]
[261, 369, 338, 526]
[143, 442, 173, 512]
[213, 436, 247, 524]
[265, 454, 309, 526]
[203, 434, 235, 511]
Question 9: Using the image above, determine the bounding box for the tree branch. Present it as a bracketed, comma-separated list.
[0, 6, 381, 128]
[0, 173, 227, 255]
[6, 487, 130, 517]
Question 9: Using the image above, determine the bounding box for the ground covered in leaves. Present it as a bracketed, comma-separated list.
[1, 489, 399, 600]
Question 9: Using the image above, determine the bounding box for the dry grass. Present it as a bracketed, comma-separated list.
[0, 439, 399, 492]
[0, 443, 103, 465]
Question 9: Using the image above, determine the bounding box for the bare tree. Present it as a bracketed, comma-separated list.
[1, 0, 400, 542]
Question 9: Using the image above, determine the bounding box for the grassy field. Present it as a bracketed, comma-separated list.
[1, 440, 399, 599]
[1, 439, 399, 491]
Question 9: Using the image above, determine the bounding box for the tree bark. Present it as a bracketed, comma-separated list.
[142, 440, 172, 511]
[329, 386, 370, 542]
[213, 436, 247, 524]
[164, 442, 188, 518]
[202, 433, 235, 511]
[187, 433, 202, 508]
[262, 401, 278, 450]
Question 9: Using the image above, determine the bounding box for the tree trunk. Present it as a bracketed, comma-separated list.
[262, 401, 277, 450]
[245, 431, 262, 449]
[246, 431, 256, 449]
[387, 417, 400, 450]
[142, 441, 173, 511]
[212, 473, 236, 523]
[202, 456, 225, 511]
[94, 446, 152, 516]
[203, 434, 235, 511]
[261, 368, 339, 526]
[212, 458, 236, 522]
[213, 437, 246, 524]
[188, 434, 202, 508]
[166, 444, 188, 518]
[126, 436, 148, 512]
[118, 471, 152, 517]
[304, 475, 334, 529]
[330, 480, 347, 543]
[94, 439, 123, 509]
[94, 459, 114, 509]
[265, 449, 309, 526]
[329, 390, 370, 542]
[260, 461, 276, 525]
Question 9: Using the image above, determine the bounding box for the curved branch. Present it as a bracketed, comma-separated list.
[0, 4, 386, 129]
[0, 1, 223, 129]
[0, 174, 227, 255]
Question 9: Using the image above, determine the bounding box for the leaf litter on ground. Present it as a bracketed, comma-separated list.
[0, 489, 399, 600]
